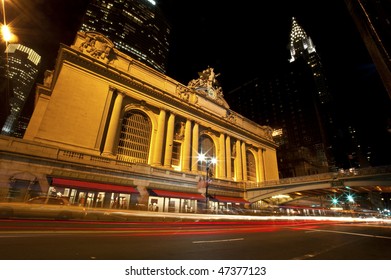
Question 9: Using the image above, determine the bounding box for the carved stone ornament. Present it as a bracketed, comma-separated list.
[262, 126, 274, 140]
[225, 110, 236, 123]
[187, 67, 223, 100]
[43, 70, 54, 88]
[176, 85, 190, 102]
[185, 67, 231, 110]
[174, 121, 186, 140]
[79, 32, 115, 64]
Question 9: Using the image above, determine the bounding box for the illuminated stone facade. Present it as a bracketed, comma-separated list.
[1, 32, 278, 213]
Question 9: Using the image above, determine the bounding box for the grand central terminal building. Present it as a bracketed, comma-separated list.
[0, 32, 279, 214]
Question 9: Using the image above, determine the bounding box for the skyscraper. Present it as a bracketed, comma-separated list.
[0, 44, 41, 136]
[226, 18, 340, 177]
[287, 17, 339, 169]
[79, 0, 171, 74]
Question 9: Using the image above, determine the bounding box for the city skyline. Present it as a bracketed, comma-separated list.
[6, 1, 388, 94]
[3, 0, 390, 166]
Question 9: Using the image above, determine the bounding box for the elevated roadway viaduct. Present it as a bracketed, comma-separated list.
[246, 166, 391, 206]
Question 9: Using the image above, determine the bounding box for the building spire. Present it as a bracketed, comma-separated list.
[289, 17, 316, 62]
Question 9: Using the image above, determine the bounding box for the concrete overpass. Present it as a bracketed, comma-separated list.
[246, 166, 391, 205]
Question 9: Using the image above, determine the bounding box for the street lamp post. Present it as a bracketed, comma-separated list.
[198, 154, 216, 212]
[205, 161, 211, 211]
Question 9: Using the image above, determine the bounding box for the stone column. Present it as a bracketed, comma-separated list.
[241, 141, 247, 181]
[218, 133, 226, 178]
[182, 119, 192, 171]
[235, 140, 243, 181]
[257, 148, 265, 182]
[102, 91, 124, 157]
[163, 112, 175, 168]
[191, 122, 199, 171]
[152, 109, 166, 166]
[225, 136, 232, 180]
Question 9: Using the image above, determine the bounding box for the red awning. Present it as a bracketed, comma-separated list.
[214, 195, 248, 204]
[151, 189, 205, 200]
[52, 178, 138, 194]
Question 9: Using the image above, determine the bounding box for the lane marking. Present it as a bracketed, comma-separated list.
[192, 238, 244, 244]
[301, 228, 391, 239]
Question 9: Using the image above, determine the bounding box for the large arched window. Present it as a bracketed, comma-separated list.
[117, 110, 152, 163]
[246, 150, 257, 182]
[198, 134, 216, 173]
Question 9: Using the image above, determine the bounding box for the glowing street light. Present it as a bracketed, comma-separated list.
[1, 0, 11, 105]
[329, 194, 345, 211]
[1, 0, 14, 43]
[344, 192, 356, 211]
[1, 24, 11, 42]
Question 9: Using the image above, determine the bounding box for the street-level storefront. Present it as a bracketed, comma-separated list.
[50, 178, 140, 209]
[208, 195, 249, 214]
[147, 190, 249, 214]
[148, 189, 205, 213]
[3, 175, 249, 214]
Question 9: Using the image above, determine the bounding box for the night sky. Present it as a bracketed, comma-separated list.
[4, 0, 390, 164]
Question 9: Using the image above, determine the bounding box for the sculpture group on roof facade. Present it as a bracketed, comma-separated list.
[187, 67, 223, 97]
[78, 32, 114, 63]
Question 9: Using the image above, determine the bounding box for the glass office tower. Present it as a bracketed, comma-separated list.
[0, 44, 41, 136]
[79, 0, 171, 74]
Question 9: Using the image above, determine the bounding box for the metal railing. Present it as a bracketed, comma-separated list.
[245, 166, 391, 190]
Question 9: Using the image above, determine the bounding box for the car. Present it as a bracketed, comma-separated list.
[0, 196, 87, 220]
